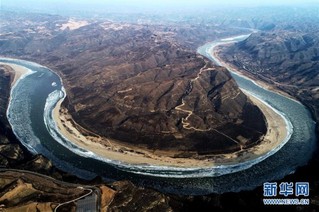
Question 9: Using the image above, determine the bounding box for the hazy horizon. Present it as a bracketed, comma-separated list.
[1, 0, 319, 22]
[2, 0, 318, 6]
[2, 0, 318, 12]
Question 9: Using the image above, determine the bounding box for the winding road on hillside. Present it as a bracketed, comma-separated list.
[1, 33, 316, 194]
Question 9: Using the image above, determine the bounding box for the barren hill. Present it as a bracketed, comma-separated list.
[219, 30, 319, 129]
[0, 16, 266, 155]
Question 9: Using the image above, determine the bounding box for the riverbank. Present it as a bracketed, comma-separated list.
[1, 56, 291, 173]
[3, 48, 315, 191]
[211, 45, 299, 102]
[0, 62, 29, 87]
[52, 81, 289, 169]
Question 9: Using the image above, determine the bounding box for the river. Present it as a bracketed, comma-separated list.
[1, 34, 317, 195]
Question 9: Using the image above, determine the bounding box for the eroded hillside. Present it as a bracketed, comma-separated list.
[0, 13, 266, 155]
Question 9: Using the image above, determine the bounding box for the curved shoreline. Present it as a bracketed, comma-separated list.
[43, 40, 291, 177]
[3, 62, 37, 154]
[1, 36, 293, 177]
[44, 83, 292, 178]
[0, 62, 33, 88]
[47, 33, 291, 170]
[49, 85, 291, 168]
[205, 35, 302, 105]
[1, 45, 316, 193]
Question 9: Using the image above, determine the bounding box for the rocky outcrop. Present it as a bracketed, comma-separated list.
[0, 65, 29, 167]
[0, 171, 86, 211]
[108, 181, 175, 211]
[0, 144, 24, 161]
[0, 65, 13, 128]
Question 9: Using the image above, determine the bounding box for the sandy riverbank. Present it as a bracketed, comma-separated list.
[52, 90, 288, 168]
[0, 62, 29, 87]
[2, 59, 290, 168]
